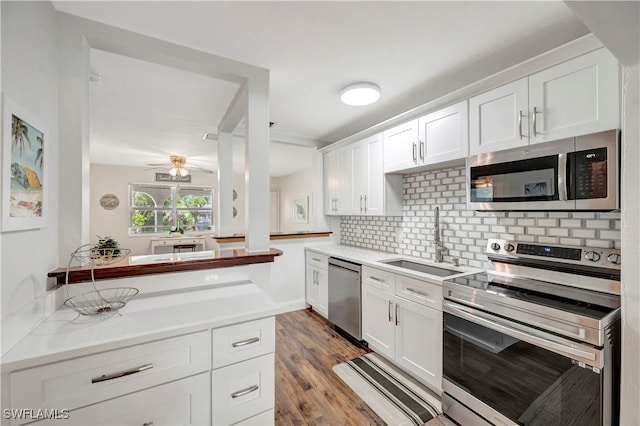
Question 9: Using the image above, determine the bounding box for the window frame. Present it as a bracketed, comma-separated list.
[128, 183, 215, 236]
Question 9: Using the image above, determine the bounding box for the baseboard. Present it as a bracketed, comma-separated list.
[273, 299, 308, 315]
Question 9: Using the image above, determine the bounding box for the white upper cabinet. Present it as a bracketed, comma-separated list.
[528, 48, 619, 144]
[469, 48, 620, 155]
[324, 146, 350, 215]
[383, 120, 420, 173]
[325, 133, 402, 216]
[469, 79, 529, 155]
[384, 100, 468, 173]
[418, 100, 469, 165]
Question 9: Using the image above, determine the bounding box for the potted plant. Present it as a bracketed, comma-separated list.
[92, 235, 121, 263]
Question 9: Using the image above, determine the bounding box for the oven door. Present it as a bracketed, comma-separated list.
[442, 301, 607, 426]
[467, 137, 575, 211]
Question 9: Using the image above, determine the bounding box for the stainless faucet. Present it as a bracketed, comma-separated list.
[434, 206, 447, 263]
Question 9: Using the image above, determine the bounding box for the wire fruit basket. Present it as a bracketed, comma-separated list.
[64, 243, 138, 319]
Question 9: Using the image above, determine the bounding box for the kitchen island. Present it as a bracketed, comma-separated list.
[1, 281, 280, 425]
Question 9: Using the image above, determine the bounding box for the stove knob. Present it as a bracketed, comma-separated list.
[490, 242, 501, 251]
[504, 243, 515, 252]
[584, 251, 601, 262]
[607, 253, 621, 265]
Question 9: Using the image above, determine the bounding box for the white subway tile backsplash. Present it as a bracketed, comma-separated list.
[339, 165, 620, 266]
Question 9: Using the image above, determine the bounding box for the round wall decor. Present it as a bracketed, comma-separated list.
[99, 194, 120, 210]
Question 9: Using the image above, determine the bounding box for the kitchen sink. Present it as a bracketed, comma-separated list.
[379, 259, 459, 277]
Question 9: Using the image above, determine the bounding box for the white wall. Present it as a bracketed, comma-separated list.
[90, 164, 217, 255]
[0, 1, 59, 353]
[278, 167, 315, 232]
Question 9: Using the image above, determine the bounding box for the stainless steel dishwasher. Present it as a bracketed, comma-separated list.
[328, 257, 362, 341]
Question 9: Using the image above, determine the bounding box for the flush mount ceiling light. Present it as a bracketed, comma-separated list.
[340, 82, 381, 106]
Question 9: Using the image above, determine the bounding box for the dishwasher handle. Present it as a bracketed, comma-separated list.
[328, 257, 361, 273]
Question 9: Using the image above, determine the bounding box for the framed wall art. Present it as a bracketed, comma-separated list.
[2, 95, 49, 231]
[292, 196, 309, 224]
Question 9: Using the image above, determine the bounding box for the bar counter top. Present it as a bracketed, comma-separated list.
[48, 248, 283, 285]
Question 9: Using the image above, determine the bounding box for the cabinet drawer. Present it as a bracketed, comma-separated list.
[212, 316, 275, 369]
[362, 266, 396, 293]
[395, 274, 442, 310]
[10, 331, 209, 415]
[212, 353, 275, 425]
[305, 251, 328, 269]
[29, 373, 210, 426]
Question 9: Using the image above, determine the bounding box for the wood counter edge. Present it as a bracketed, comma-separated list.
[49, 248, 283, 285]
[214, 231, 332, 244]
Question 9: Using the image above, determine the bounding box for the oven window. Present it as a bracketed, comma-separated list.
[469, 154, 559, 203]
[443, 313, 602, 425]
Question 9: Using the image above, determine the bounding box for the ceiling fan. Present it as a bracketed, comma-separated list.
[146, 155, 214, 177]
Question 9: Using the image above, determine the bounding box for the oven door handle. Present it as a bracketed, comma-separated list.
[443, 301, 601, 368]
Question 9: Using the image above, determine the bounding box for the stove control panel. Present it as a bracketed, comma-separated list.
[486, 239, 621, 269]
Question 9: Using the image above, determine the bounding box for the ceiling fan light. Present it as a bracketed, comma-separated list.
[340, 82, 381, 106]
[179, 167, 189, 177]
[169, 167, 178, 177]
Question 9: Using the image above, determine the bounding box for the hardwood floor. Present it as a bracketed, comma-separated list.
[274, 308, 457, 426]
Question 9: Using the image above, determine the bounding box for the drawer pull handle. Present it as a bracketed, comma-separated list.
[231, 384, 259, 398]
[406, 287, 430, 297]
[369, 276, 385, 283]
[92, 363, 153, 383]
[232, 337, 260, 347]
[312, 257, 321, 262]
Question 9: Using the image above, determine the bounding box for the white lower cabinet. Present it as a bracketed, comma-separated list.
[212, 353, 275, 425]
[305, 251, 329, 318]
[5, 317, 276, 426]
[32, 373, 210, 426]
[362, 266, 443, 393]
[394, 297, 442, 392]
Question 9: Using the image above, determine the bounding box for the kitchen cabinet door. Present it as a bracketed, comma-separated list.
[315, 266, 328, 317]
[324, 147, 351, 215]
[363, 133, 384, 215]
[306, 265, 320, 310]
[418, 100, 468, 165]
[306, 264, 328, 318]
[383, 120, 420, 173]
[395, 297, 442, 393]
[348, 140, 367, 215]
[529, 48, 619, 144]
[361, 284, 395, 360]
[32, 373, 210, 426]
[469, 79, 529, 155]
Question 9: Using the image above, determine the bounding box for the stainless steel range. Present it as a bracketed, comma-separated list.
[442, 239, 621, 426]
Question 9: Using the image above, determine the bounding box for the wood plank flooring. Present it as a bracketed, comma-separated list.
[275, 308, 457, 426]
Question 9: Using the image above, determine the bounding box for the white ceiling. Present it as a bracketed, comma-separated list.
[53, 1, 590, 177]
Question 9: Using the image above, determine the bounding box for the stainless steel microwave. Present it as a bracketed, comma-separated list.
[467, 129, 620, 211]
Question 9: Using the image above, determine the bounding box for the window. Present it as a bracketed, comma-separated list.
[129, 183, 214, 234]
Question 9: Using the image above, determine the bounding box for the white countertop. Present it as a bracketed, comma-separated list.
[0, 282, 280, 371]
[305, 243, 480, 283]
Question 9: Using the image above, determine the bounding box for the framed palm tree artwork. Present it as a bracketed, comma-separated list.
[2, 94, 49, 231]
